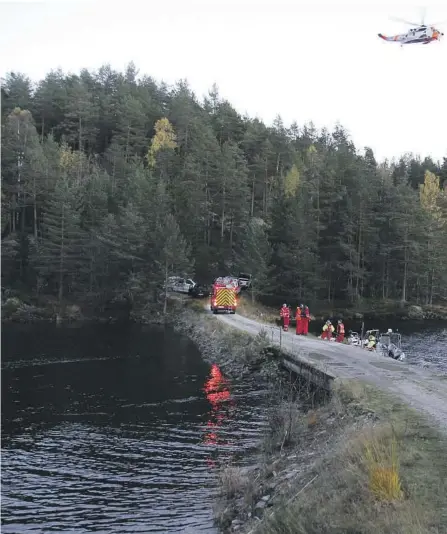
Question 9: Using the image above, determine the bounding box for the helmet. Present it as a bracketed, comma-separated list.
[283, 303, 287, 307]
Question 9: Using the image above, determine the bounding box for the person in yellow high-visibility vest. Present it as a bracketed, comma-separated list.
[367, 334, 377, 350]
[321, 320, 334, 340]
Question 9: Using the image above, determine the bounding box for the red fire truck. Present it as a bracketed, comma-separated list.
[210, 277, 238, 314]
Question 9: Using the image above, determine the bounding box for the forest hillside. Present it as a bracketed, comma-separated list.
[2, 63, 447, 318]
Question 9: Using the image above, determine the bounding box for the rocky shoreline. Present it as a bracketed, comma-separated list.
[3, 292, 447, 326]
[173, 305, 280, 380]
[307, 300, 447, 322]
[0, 295, 168, 326]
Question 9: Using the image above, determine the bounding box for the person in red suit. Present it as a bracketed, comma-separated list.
[336, 319, 345, 343]
[301, 304, 310, 335]
[280, 303, 290, 331]
[295, 306, 302, 335]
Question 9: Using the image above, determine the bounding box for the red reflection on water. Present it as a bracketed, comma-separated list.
[203, 364, 234, 454]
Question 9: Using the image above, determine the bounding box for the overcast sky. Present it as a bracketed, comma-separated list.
[1, 0, 446, 162]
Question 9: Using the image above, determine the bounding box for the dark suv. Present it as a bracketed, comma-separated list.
[188, 284, 211, 298]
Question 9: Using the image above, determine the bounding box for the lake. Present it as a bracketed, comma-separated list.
[1, 323, 271, 533]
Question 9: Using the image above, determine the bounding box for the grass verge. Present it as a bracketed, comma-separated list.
[257, 380, 447, 534]
[216, 379, 447, 534]
[236, 297, 279, 324]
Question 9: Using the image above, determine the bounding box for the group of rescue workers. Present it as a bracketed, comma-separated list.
[280, 303, 311, 335]
[280, 304, 346, 343]
[321, 319, 345, 342]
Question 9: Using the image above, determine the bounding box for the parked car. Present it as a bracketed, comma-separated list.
[238, 272, 252, 290]
[172, 278, 196, 294]
[189, 284, 211, 298]
[165, 276, 182, 291]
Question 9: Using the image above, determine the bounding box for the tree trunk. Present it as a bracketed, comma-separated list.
[79, 116, 83, 152]
[58, 204, 65, 307]
[263, 156, 269, 217]
[429, 267, 435, 305]
[33, 200, 38, 242]
[401, 244, 408, 303]
[251, 174, 255, 217]
[355, 206, 363, 301]
[163, 259, 168, 316]
[125, 123, 130, 161]
[221, 182, 226, 241]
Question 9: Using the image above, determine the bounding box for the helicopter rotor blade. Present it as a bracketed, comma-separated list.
[389, 16, 421, 26]
[420, 6, 426, 26]
[429, 19, 447, 27]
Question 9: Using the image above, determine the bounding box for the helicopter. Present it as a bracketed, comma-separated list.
[378, 12, 445, 46]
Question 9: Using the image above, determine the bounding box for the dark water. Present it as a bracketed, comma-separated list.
[1, 324, 270, 533]
[399, 324, 447, 372]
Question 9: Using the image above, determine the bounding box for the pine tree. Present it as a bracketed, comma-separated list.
[62, 76, 99, 153]
[237, 217, 270, 302]
[155, 212, 192, 314]
[35, 175, 86, 305]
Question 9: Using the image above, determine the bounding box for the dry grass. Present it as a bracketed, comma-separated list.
[307, 409, 318, 428]
[218, 466, 252, 499]
[250, 380, 447, 534]
[182, 297, 207, 313]
[262, 372, 327, 454]
[265, 400, 307, 452]
[360, 429, 403, 501]
[236, 297, 279, 325]
[215, 465, 261, 527]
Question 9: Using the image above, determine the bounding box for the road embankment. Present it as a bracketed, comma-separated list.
[174, 301, 279, 380]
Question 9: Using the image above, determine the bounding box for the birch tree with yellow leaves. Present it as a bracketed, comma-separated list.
[147, 117, 177, 172]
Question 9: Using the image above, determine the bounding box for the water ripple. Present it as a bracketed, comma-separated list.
[1, 328, 270, 533]
[403, 327, 447, 373]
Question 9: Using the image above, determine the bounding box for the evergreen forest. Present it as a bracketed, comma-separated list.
[2, 64, 447, 317]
